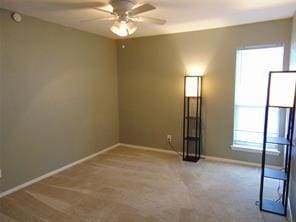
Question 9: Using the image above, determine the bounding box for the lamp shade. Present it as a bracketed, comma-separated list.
[185, 76, 201, 97]
[269, 71, 296, 108]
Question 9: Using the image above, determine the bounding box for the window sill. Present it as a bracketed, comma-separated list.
[230, 144, 280, 156]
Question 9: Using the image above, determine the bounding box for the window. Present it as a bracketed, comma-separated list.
[233, 46, 285, 153]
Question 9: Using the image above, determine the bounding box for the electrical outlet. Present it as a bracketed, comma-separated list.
[167, 135, 172, 143]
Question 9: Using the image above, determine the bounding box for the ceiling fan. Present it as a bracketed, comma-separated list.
[80, 0, 166, 37]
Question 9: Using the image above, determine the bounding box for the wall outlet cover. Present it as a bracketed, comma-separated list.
[167, 135, 172, 143]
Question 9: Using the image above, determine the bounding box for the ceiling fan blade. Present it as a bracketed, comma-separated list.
[130, 3, 156, 15]
[132, 16, 166, 25]
[33, 1, 108, 11]
[80, 17, 115, 23]
[93, 7, 114, 15]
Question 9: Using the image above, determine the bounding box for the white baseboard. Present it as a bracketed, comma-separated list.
[119, 143, 281, 169]
[288, 197, 294, 222]
[119, 143, 177, 155]
[120, 142, 259, 166]
[202, 155, 281, 169]
[201, 155, 261, 167]
[0, 143, 120, 198]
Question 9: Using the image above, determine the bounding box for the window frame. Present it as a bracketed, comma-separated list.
[231, 44, 286, 156]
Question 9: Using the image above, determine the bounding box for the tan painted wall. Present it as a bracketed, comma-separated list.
[0, 10, 3, 189]
[117, 19, 292, 165]
[0, 10, 119, 192]
[289, 11, 296, 221]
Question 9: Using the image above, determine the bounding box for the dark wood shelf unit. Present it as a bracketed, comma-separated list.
[183, 76, 202, 162]
[259, 71, 296, 216]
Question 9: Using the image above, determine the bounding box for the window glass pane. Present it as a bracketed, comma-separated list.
[234, 46, 284, 147]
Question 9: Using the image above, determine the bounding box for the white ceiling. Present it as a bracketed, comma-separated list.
[1, 0, 296, 39]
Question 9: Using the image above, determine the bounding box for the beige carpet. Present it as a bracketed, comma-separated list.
[0, 146, 286, 222]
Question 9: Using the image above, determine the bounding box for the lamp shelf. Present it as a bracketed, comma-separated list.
[264, 168, 288, 181]
[187, 96, 201, 98]
[185, 136, 200, 141]
[185, 116, 200, 120]
[266, 137, 289, 145]
[269, 105, 293, 109]
[183, 156, 200, 162]
[261, 199, 285, 215]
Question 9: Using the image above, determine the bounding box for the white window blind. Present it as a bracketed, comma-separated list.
[234, 46, 284, 148]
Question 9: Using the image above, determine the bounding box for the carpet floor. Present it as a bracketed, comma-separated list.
[0, 146, 287, 222]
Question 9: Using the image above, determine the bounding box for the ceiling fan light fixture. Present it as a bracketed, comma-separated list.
[126, 20, 137, 34]
[110, 20, 137, 37]
[110, 20, 127, 36]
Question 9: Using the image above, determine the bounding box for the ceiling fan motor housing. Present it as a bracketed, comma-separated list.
[110, 0, 135, 16]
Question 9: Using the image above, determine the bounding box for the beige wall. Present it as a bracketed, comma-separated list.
[289, 11, 296, 221]
[0, 10, 119, 192]
[0, 10, 3, 189]
[117, 19, 292, 165]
